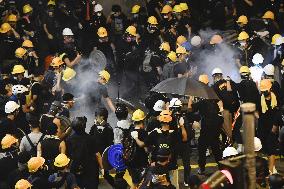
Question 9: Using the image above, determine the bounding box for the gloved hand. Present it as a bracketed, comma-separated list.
[131, 131, 138, 139]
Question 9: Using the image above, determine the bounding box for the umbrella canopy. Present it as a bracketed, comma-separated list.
[151, 77, 219, 100]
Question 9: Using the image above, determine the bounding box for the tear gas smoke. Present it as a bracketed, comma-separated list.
[68, 50, 107, 130]
[195, 29, 241, 84]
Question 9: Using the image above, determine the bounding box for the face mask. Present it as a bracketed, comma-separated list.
[281, 69, 284, 74]
[97, 12, 102, 16]
[264, 20, 268, 25]
[240, 42, 246, 47]
[133, 14, 138, 18]
[48, 11, 54, 17]
[163, 15, 168, 19]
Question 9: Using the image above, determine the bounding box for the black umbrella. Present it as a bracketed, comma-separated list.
[151, 77, 219, 100]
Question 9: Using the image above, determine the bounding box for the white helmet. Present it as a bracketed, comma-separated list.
[252, 53, 264, 65]
[191, 36, 201, 47]
[94, 4, 103, 12]
[12, 85, 28, 95]
[153, 100, 165, 112]
[169, 98, 182, 108]
[263, 64, 275, 76]
[5, 101, 20, 114]
[62, 28, 74, 36]
[222, 147, 238, 158]
[254, 137, 262, 152]
[212, 68, 223, 76]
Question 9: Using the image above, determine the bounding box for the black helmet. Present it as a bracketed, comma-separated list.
[115, 103, 128, 120]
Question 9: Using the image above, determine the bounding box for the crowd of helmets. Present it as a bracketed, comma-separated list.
[1, 0, 284, 188]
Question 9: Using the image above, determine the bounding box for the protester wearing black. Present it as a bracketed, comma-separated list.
[188, 97, 223, 174]
[66, 117, 103, 189]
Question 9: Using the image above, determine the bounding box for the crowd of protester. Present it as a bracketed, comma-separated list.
[1, 0, 284, 188]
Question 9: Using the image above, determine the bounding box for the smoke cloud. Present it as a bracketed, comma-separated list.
[68, 50, 107, 131]
[194, 29, 241, 84]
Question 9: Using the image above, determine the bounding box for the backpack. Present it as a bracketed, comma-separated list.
[25, 134, 45, 157]
[119, 127, 136, 164]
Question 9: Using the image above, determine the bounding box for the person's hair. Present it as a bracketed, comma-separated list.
[46, 123, 58, 135]
[96, 108, 109, 121]
[62, 93, 74, 102]
[71, 117, 87, 134]
[28, 116, 40, 129]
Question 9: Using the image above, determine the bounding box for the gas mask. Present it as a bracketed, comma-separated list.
[147, 25, 157, 33]
[97, 12, 102, 17]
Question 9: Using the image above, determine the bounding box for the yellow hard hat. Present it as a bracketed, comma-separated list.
[47, 0, 56, 6]
[62, 67, 76, 81]
[15, 47, 27, 58]
[22, 40, 34, 48]
[161, 5, 172, 14]
[236, 15, 248, 25]
[176, 45, 187, 54]
[50, 57, 64, 67]
[99, 70, 110, 83]
[147, 16, 158, 25]
[28, 157, 45, 173]
[173, 5, 182, 13]
[160, 42, 171, 52]
[12, 65, 25, 74]
[167, 51, 177, 62]
[177, 35, 187, 45]
[271, 34, 283, 45]
[54, 153, 70, 167]
[262, 10, 274, 20]
[238, 31, 249, 41]
[132, 109, 146, 121]
[1, 134, 18, 149]
[0, 23, 12, 33]
[126, 25, 137, 36]
[210, 35, 223, 45]
[131, 5, 140, 14]
[239, 66, 250, 74]
[97, 27, 108, 37]
[199, 74, 209, 85]
[23, 4, 33, 14]
[15, 179, 32, 189]
[180, 3, 189, 11]
[259, 79, 272, 91]
[159, 110, 172, 123]
[7, 14, 17, 22]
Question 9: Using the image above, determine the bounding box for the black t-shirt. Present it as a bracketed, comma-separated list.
[236, 79, 260, 105]
[0, 151, 18, 181]
[42, 14, 60, 36]
[192, 99, 223, 134]
[89, 123, 114, 154]
[31, 82, 44, 115]
[0, 118, 19, 140]
[129, 128, 148, 168]
[60, 43, 78, 62]
[40, 114, 55, 134]
[145, 129, 180, 169]
[213, 79, 240, 113]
